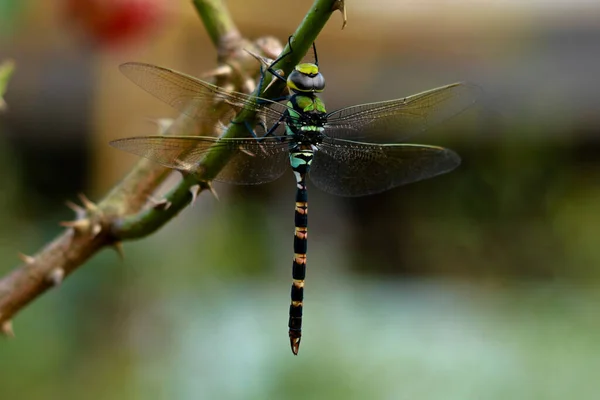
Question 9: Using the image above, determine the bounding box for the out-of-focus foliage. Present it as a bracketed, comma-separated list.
[63, 0, 168, 47]
[0, 59, 15, 110]
[1, 1, 600, 399]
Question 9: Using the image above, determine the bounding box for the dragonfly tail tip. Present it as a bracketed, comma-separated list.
[290, 337, 301, 355]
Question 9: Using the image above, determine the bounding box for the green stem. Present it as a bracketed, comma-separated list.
[192, 0, 240, 49]
[113, 0, 342, 240]
[115, 174, 198, 239]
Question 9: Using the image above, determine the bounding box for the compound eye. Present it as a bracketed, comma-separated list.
[312, 73, 325, 91]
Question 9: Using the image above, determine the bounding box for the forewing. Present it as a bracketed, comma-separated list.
[309, 138, 460, 196]
[110, 136, 290, 185]
[120, 62, 291, 127]
[324, 82, 480, 143]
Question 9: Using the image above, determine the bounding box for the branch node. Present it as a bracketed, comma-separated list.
[1, 320, 14, 337]
[47, 268, 65, 286]
[62, 194, 105, 237]
[17, 252, 36, 264]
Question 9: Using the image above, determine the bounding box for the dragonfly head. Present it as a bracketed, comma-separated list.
[287, 63, 325, 94]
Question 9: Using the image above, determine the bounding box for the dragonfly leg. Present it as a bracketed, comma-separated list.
[228, 118, 262, 139]
[266, 35, 294, 83]
[255, 113, 287, 143]
[244, 120, 261, 139]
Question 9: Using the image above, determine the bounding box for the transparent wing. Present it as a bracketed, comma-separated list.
[309, 138, 460, 197]
[120, 62, 293, 129]
[324, 82, 480, 143]
[110, 136, 290, 185]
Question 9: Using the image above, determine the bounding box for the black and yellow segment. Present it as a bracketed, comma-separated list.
[288, 147, 313, 355]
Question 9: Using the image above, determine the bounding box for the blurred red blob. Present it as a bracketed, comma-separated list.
[64, 0, 167, 47]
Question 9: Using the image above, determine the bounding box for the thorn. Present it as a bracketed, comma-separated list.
[332, 0, 347, 29]
[264, 73, 283, 92]
[200, 181, 219, 201]
[244, 48, 274, 68]
[148, 196, 172, 211]
[78, 193, 98, 212]
[112, 242, 125, 260]
[208, 183, 219, 201]
[65, 200, 86, 216]
[1, 320, 14, 337]
[60, 219, 91, 233]
[47, 268, 64, 286]
[189, 184, 202, 206]
[91, 222, 102, 238]
[17, 252, 35, 264]
[201, 64, 232, 79]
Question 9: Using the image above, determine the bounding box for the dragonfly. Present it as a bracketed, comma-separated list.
[110, 41, 479, 355]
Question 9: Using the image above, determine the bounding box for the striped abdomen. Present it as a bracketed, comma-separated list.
[288, 147, 313, 355]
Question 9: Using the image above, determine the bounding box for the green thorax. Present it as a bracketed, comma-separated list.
[288, 94, 327, 115]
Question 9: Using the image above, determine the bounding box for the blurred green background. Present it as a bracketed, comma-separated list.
[1, 0, 600, 399]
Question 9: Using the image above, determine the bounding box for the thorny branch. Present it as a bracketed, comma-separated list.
[0, 0, 345, 337]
